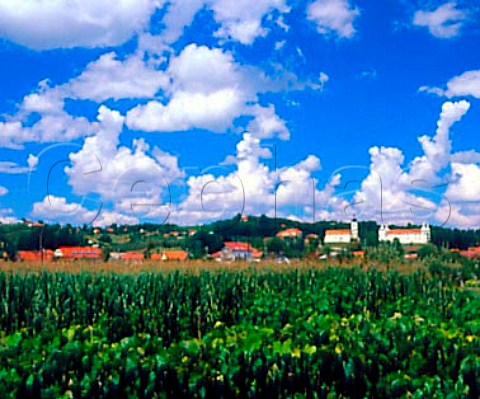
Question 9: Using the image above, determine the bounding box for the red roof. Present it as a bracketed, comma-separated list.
[467, 246, 480, 252]
[276, 228, 302, 238]
[387, 229, 422, 235]
[252, 248, 263, 259]
[459, 250, 480, 259]
[56, 247, 102, 259]
[325, 229, 351, 235]
[18, 250, 54, 261]
[352, 250, 365, 258]
[224, 242, 253, 251]
[162, 250, 188, 261]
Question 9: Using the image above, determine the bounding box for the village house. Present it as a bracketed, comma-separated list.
[17, 250, 54, 262]
[213, 242, 263, 261]
[324, 218, 359, 244]
[304, 233, 319, 242]
[456, 246, 480, 259]
[378, 223, 431, 245]
[151, 250, 189, 261]
[276, 228, 302, 239]
[54, 246, 102, 260]
[108, 251, 144, 261]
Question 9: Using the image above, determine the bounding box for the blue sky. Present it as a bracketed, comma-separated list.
[0, 0, 479, 228]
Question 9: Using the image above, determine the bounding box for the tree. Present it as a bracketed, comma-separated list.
[99, 234, 112, 244]
[266, 237, 285, 255]
[102, 247, 111, 262]
[417, 244, 437, 259]
[392, 238, 404, 258]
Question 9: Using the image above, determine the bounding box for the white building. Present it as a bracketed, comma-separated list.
[378, 223, 431, 245]
[324, 219, 359, 244]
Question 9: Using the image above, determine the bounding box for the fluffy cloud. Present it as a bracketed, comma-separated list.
[126, 44, 289, 138]
[2, 40, 292, 149]
[210, 0, 289, 44]
[0, 121, 31, 149]
[353, 101, 470, 223]
[127, 89, 244, 132]
[413, 2, 467, 39]
[408, 100, 470, 183]
[160, 0, 289, 45]
[161, 0, 205, 43]
[31, 195, 139, 226]
[165, 132, 338, 225]
[421, 70, 480, 98]
[0, 81, 95, 149]
[68, 53, 169, 102]
[0, 0, 162, 50]
[445, 163, 480, 202]
[0, 154, 38, 174]
[435, 200, 480, 229]
[307, 0, 360, 39]
[0, 208, 18, 224]
[66, 106, 183, 214]
[247, 105, 290, 140]
[352, 146, 438, 224]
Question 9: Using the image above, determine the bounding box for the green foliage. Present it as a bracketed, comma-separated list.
[0, 267, 478, 398]
[98, 234, 112, 244]
[417, 244, 438, 259]
[186, 230, 223, 258]
[266, 237, 285, 254]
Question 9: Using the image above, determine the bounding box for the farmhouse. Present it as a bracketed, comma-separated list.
[54, 246, 102, 260]
[213, 242, 263, 261]
[151, 250, 189, 261]
[17, 250, 54, 262]
[378, 223, 431, 245]
[324, 218, 359, 244]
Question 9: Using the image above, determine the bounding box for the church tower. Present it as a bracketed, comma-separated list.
[351, 217, 359, 241]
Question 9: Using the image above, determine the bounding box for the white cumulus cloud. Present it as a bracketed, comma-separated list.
[0, 0, 162, 50]
[307, 0, 360, 39]
[413, 2, 467, 39]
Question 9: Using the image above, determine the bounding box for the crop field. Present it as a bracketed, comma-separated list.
[0, 263, 478, 398]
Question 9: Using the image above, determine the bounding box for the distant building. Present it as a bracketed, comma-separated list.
[18, 250, 54, 262]
[352, 250, 365, 259]
[213, 242, 263, 261]
[151, 250, 189, 261]
[54, 246, 102, 260]
[305, 233, 319, 240]
[276, 228, 302, 239]
[457, 247, 480, 259]
[108, 251, 145, 261]
[378, 223, 431, 245]
[324, 218, 359, 244]
[120, 252, 144, 261]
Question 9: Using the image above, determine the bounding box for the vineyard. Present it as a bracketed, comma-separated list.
[0, 264, 478, 398]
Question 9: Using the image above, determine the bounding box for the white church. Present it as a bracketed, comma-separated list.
[324, 218, 359, 244]
[378, 223, 431, 245]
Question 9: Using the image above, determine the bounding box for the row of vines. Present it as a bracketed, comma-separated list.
[0, 267, 478, 398]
